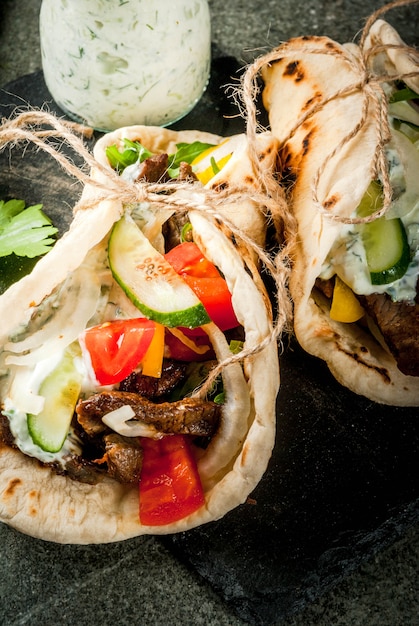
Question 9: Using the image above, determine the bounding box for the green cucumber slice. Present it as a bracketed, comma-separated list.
[358, 181, 411, 285]
[363, 216, 410, 285]
[27, 344, 83, 453]
[108, 215, 210, 328]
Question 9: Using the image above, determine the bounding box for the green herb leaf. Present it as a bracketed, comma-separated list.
[210, 156, 221, 176]
[0, 201, 58, 258]
[0, 199, 26, 227]
[167, 142, 216, 179]
[229, 339, 244, 355]
[390, 86, 419, 104]
[107, 139, 216, 179]
[180, 222, 193, 243]
[105, 139, 154, 172]
[106, 139, 215, 178]
[169, 142, 216, 168]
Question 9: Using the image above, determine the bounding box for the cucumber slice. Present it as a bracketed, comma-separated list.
[27, 344, 83, 453]
[358, 181, 411, 285]
[108, 215, 210, 328]
[363, 216, 411, 285]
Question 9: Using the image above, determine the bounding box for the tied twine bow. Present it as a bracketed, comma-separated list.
[238, 0, 419, 227]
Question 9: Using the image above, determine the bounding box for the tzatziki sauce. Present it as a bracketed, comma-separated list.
[39, 0, 211, 131]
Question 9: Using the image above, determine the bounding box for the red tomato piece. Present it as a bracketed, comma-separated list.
[165, 242, 239, 331]
[139, 434, 205, 526]
[80, 318, 156, 386]
[164, 241, 219, 277]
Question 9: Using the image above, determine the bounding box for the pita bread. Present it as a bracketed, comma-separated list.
[261, 33, 419, 406]
[0, 126, 279, 543]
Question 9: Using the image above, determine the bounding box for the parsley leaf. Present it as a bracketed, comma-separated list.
[0, 200, 58, 258]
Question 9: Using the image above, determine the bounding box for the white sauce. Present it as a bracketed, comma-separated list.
[4, 401, 82, 464]
[39, 0, 211, 131]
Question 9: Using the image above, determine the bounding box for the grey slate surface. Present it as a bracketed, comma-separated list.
[1, 1, 419, 625]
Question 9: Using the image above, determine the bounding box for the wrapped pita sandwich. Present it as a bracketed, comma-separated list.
[0, 124, 280, 543]
[261, 23, 419, 406]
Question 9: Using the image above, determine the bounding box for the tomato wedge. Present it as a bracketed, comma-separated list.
[165, 242, 239, 331]
[80, 318, 156, 386]
[139, 434, 205, 526]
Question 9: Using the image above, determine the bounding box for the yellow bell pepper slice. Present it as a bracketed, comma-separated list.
[330, 276, 365, 323]
[191, 138, 234, 185]
[141, 322, 165, 378]
[195, 154, 232, 185]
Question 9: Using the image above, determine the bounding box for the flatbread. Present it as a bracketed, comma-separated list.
[261, 32, 419, 406]
[0, 125, 279, 543]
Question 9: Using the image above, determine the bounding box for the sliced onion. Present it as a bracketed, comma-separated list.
[5, 267, 102, 366]
[102, 405, 163, 439]
[197, 322, 250, 484]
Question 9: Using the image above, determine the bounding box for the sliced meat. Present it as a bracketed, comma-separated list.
[0, 413, 16, 447]
[135, 153, 169, 183]
[162, 212, 191, 251]
[315, 276, 335, 299]
[94, 434, 143, 484]
[76, 391, 221, 438]
[76, 402, 109, 437]
[60, 454, 104, 484]
[119, 359, 187, 399]
[178, 161, 198, 181]
[358, 292, 419, 377]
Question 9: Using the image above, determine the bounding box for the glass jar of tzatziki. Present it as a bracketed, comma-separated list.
[39, 0, 211, 131]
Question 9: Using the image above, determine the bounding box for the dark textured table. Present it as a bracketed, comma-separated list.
[1, 1, 419, 625]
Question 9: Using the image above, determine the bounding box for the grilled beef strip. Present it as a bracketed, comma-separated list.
[358, 290, 419, 377]
[315, 276, 335, 300]
[134, 153, 170, 183]
[0, 413, 15, 448]
[162, 212, 192, 251]
[133, 153, 197, 186]
[76, 391, 221, 438]
[119, 359, 188, 399]
[177, 161, 198, 182]
[94, 434, 144, 484]
[57, 453, 104, 485]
